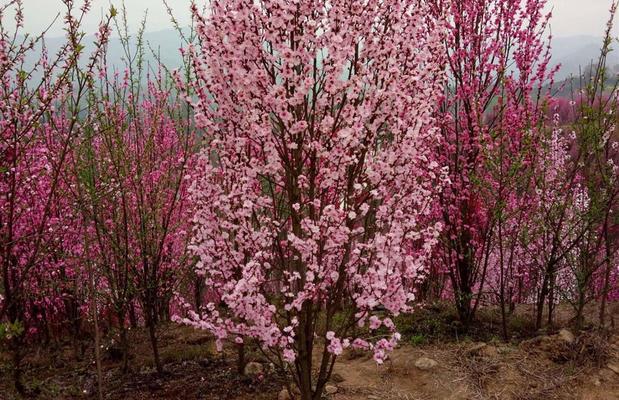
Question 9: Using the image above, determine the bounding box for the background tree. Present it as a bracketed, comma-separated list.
[429, 0, 555, 328]
[71, 60, 195, 374]
[0, 0, 112, 392]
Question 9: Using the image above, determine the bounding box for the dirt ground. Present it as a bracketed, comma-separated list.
[1, 304, 618, 400]
[332, 335, 619, 400]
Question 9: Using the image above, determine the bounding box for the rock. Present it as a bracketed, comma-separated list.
[330, 373, 345, 383]
[325, 385, 338, 395]
[558, 329, 575, 344]
[243, 361, 264, 377]
[607, 363, 619, 375]
[467, 343, 488, 355]
[414, 356, 438, 370]
[368, 396, 380, 400]
[467, 342, 498, 357]
[278, 388, 292, 400]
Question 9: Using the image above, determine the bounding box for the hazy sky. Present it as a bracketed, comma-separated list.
[2, 0, 617, 38]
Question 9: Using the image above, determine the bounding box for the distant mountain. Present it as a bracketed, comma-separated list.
[17, 30, 619, 88]
[20, 28, 189, 82]
[550, 35, 619, 80]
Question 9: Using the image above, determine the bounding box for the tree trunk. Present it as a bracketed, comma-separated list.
[536, 262, 554, 330]
[129, 301, 138, 329]
[547, 292, 554, 327]
[500, 299, 508, 341]
[11, 334, 25, 395]
[6, 291, 26, 395]
[575, 295, 586, 330]
[143, 295, 163, 374]
[599, 222, 612, 326]
[547, 273, 556, 327]
[194, 277, 204, 310]
[295, 305, 315, 400]
[90, 272, 104, 400]
[535, 283, 547, 330]
[237, 343, 246, 375]
[119, 316, 130, 374]
[453, 256, 474, 328]
[148, 315, 163, 374]
[455, 287, 474, 328]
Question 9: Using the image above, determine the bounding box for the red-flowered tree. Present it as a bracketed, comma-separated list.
[538, 3, 619, 328]
[176, 0, 445, 398]
[0, 0, 112, 392]
[71, 62, 195, 373]
[428, 0, 555, 329]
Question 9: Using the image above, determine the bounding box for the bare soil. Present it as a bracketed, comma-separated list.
[332, 335, 619, 400]
[1, 304, 618, 400]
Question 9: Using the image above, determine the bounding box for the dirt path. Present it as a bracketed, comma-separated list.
[333, 345, 472, 400]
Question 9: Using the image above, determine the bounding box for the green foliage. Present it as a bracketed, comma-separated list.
[0, 321, 24, 342]
[409, 334, 426, 346]
[395, 302, 459, 342]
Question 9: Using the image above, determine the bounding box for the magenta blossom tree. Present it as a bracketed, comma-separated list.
[428, 0, 555, 328]
[0, 0, 112, 392]
[176, 0, 445, 398]
[71, 63, 195, 373]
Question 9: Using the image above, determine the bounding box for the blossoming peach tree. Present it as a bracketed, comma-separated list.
[174, 0, 445, 398]
[427, 0, 555, 329]
[0, 0, 112, 393]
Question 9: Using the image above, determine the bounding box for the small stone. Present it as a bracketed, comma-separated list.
[414, 356, 438, 370]
[278, 388, 292, 400]
[325, 385, 338, 395]
[243, 361, 264, 376]
[368, 396, 380, 400]
[467, 343, 488, 355]
[330, 373, 345, 383]
[607, 363, 619, 375]
[558, 329, 575, 344]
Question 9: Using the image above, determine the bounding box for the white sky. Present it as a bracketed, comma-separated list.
[2, 0, 194, 36]
[548, 0, 617, 37]
[1, 0, 617, 38]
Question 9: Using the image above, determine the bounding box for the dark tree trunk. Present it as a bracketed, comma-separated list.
[118, 311, 130, 374]
[6, 298, 26, 395]
[147, 312, 163, 374]
[129, 301, 138, 329]
[237, 343, 245, 375]
[599, 222, 612, 326]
